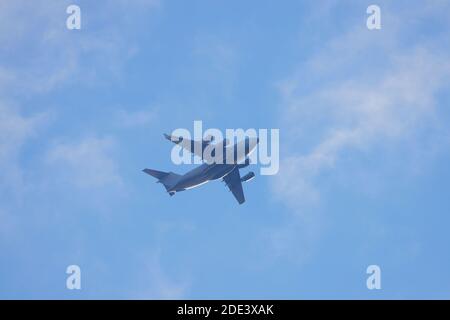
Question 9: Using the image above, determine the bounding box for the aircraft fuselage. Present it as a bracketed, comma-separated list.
[169, 163, 236, 192]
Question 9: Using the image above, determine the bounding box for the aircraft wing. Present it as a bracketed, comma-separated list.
[223, 167, 245, 204]
[164, 133, 210, 158]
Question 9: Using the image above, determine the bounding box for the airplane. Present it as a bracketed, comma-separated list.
[143, 133, 259, 204]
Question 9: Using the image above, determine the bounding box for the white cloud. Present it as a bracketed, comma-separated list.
[275, 48, 450, 211]
[46, 136, 122, 189]
[132, 221, 194, 299]
[0, 0, 160, 95]
[193, 35, 237, 74]
[0, 102, 48, 196]
[0, 0, 160, 192]
[191, 34, 239, 96]
[0, 102, 49, 242]
[143, 250, 189, 299]
[267, 5, 450, 263]
[0, 103, 42, 161]
[0, 1, 184, 297]
[0, 0, 160, 191]
[115, 108, 157, 128]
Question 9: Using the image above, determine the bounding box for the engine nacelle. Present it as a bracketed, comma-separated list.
[240, 171, 255, 182]
[237, 158, 251, 169]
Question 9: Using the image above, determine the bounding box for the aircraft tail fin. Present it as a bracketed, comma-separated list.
[142, 168, 181, 192]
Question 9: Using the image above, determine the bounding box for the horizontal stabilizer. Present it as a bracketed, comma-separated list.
[143, 168, 168, 180]
[143, 168, 181, 192]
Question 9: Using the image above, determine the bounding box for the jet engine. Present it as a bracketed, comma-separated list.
[240, 171, 255, 182]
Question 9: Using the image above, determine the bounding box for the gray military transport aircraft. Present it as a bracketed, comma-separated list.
[143, 133, 259, 204]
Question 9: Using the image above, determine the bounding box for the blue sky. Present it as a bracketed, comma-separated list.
[1, 0, 450, 299]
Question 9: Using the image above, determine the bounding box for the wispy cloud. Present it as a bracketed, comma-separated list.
[140, 250, 190, 299]
[45, 136, 122, 189]
[276, 48, 450, 208]
[0, 102, 48, 197]
[268, 3, 450, 262]
[131, 221, 195, 299]
[114, 108, 158, 128]
[0, 0, 160, 194]
[0, 1, 193, 298]
[0, 0, 160, 95]
[0, 0, 160, 191]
